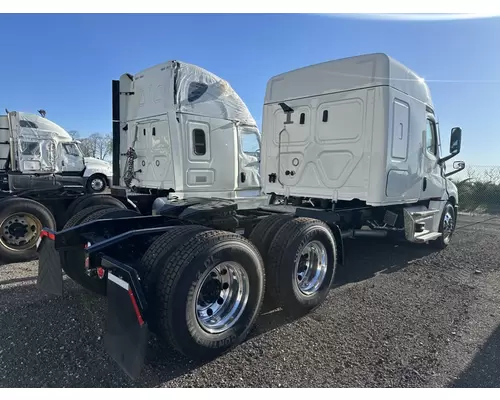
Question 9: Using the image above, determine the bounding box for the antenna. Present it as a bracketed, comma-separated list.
[38, 109, 46, 118]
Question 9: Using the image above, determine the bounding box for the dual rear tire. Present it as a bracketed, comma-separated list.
[141, 228, 265, 359]
[250, 216, 337, 316]
[140, 215, 337, 359]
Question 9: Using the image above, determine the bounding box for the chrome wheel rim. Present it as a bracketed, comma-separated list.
[442, 208, 455, 244]
[195, 262, 250, 334]
[294, 240, 328, 296]
[0, 213, 42, 251]
[91, 178, 104, 191]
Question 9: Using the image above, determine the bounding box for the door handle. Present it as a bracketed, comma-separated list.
[240, 172, 246, 183]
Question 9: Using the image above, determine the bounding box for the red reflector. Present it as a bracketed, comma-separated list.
[128, 289, 144, 326]
[40, 230, 55, 240]
[97, 267, 105, 279]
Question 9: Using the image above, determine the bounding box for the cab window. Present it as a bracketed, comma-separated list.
[188, 82, 208, 103]
[426, 118, 438, 157]
[192, 129, 206, 155]
[240, 130, 260, 161]
[20, 141, 41, 156]
[63, 143, 82, 157]
[19, 120, 38, 129]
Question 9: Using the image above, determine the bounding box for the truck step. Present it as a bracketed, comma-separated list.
[409, 210, 440, 219]
[414, 231, 442, 243]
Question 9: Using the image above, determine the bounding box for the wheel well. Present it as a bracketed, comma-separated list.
[448, 196, 457, 207]
[88, 173, 109, 185]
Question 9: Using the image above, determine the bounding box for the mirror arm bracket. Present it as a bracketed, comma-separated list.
[438, 152, 458, 165]
[445, 164, 466, 178]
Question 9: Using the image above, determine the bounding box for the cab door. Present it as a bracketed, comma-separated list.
[421, 112, 446, 200]
[180, 114, 236, 194]
[59, 142, 85, 174]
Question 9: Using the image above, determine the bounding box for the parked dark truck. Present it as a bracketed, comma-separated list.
[36, 54, 466, 379]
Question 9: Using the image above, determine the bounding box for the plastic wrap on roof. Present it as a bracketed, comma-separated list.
[175, 62, 257, 127]
[18, 112, 73, 141]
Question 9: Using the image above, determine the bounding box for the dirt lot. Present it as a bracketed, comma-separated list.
[1, 214, 500, 388]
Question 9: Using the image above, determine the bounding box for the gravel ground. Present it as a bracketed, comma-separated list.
[1, 213, 500, 388]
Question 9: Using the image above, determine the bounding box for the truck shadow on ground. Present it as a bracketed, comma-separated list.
[249, 237, 436, 342]
[335, 236, 435, 285]
[448, 322, 500, 388]
[0, 237, 437, 388]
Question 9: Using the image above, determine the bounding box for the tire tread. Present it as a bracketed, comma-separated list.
[266, 217, 337, 310]
[155, 230, 264, 356]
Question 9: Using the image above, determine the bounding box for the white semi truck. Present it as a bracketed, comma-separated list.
[0, 111, 116, 262]
[0, 111, 113, 193]
[37, 53, 465, 379]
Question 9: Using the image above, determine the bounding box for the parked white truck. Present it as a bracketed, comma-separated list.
[0, 111, 118, 262]
[37, 53, 465, 379]
[0, 111, 113, 193]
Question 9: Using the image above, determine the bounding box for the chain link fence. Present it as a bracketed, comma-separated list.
[450, 165, 500, 215]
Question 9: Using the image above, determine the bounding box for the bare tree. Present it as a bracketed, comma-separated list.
[96, 133, 112, 160]
[77, 133, 112, 160]
[465, 165, 479, 182]
[67, 130, 80, 140]
[483, 167, 500, 185]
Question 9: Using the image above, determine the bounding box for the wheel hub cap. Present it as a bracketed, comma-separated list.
[295, 240, 328, 296]
[91, 179, 104, 191]
[443, 209, 455, 244]
[195, 262, 250, 334]
[0, 213, 41, 250]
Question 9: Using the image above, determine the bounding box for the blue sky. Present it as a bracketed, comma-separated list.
[0, 13, 499, 165]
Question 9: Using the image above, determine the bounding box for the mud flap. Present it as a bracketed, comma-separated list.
[36, 236, 63, 296]
[104, 272, 149, 380]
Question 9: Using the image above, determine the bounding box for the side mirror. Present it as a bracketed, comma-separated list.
[445, 160, 466, 178]
[453, 160, 465, 170]
[439, 127, 462, 165]
[450, 127, 462, 155]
